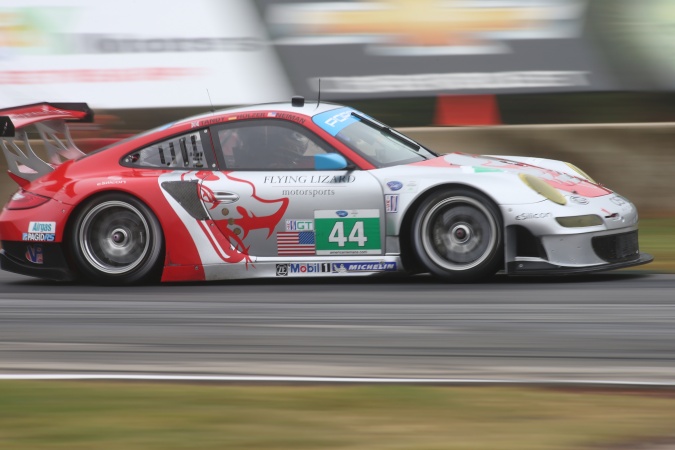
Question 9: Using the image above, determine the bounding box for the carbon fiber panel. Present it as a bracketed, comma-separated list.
[160, 181, 209, 220]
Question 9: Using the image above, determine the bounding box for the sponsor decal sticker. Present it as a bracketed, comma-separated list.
[282, 188, 336, 197]
[386, 181, 403, 191]
[515, 212, 552, 220]
[264, 175, 355, 184]
[610, 196, 627, 206]
[286, 220, 314, 231]
[331, 262, 397, 273]
[97, 176, 126, 186]
[402, 181, 418, 193]
[22, 233, 55, 242]
[276, 264, 289, 276]
[277, 231, 316, 255]
[385, 194, 399, 213]
[28, 221, 55, 233]
[290, 263, 331, 274]
[312, 107, 359, 136]
[315, 209, 381, 255]
[569, 196, 589, 205]
[25, 244, 44, 264]
[24, 221, 56, 241]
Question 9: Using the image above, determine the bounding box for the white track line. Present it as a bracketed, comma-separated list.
[2, 374, 675, 386]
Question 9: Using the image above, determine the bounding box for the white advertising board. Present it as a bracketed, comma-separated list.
[0, 0, 292, 109]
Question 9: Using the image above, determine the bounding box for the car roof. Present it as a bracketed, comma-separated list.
[173, 99, 343, 128]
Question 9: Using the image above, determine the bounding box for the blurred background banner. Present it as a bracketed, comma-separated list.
[589, 0, 675, 91]
[2, 0, 675, 110]
[257, 0, 618, 99]
[0, 0, 292, 109]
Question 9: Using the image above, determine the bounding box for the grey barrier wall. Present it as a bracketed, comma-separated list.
[0, 123, 673, 217]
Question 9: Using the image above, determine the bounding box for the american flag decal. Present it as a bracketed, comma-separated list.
[277, 231, 315, 255]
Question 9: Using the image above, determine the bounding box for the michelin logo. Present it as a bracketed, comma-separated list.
[331, 262, 397, 273]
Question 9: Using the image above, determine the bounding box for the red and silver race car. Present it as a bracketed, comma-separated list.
[0, 98, 652, 284]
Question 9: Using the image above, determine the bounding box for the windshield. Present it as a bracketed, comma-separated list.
[313, 107, 436, 168]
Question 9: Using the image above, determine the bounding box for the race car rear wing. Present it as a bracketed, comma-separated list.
[0, 102, 94, 186]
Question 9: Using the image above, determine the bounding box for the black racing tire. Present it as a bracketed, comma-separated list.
[69, 193, 164, 285]
[411, 188, 503, 282]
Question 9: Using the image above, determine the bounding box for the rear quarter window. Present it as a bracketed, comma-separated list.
[122, 130, 214, 169]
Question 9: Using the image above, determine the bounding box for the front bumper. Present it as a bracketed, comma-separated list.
[0, 242, 76, 281]
[502, 192, 653, 276]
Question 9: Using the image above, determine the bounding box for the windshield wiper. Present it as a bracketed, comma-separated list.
[350, 111, 422, 152]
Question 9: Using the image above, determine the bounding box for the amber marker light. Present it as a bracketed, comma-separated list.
[556, 215, 604, 228]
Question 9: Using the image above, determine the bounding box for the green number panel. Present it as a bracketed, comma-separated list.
[314, 210, 381, 255]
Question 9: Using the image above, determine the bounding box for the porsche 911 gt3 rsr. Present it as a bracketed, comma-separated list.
[0, 98, 652, 284]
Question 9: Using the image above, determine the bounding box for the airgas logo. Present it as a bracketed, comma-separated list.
[28, 222, 55, 233]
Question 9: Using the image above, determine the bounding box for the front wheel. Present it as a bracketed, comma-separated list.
[69, 193, 164, 285]
[411, 188, 503, 282]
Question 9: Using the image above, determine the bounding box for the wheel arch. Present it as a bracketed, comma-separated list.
[63, 189, 167, 282]
[64, 188, 166, 246]
[398, 182, 505, 274]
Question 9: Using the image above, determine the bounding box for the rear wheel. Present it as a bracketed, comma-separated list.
[70, 193, 164, 284]
[411, 188, 503, 282]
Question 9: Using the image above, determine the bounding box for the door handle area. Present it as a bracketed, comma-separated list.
[214, 192, 240, 203]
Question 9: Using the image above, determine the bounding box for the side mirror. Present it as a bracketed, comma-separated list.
[314, 153, 348, 170]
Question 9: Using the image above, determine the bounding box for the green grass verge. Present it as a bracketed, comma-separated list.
[2, 382, 675, 449]
[639, 217, 675, 272]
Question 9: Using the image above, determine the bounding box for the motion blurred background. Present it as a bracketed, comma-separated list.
[2, 4, 675, 447]
[1, 0, 674, 215]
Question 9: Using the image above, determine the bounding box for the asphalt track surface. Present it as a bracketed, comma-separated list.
[1, 270, 674, 383]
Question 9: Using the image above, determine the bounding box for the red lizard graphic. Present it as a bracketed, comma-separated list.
[224, 173, 289, 239]
[187, 172, 290, 267]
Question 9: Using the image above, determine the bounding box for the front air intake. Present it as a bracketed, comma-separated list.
[592, 231, 639, 263]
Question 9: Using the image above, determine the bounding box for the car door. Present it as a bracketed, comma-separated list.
[201, 119, 385, 260]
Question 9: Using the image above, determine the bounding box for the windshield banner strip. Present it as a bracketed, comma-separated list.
[313, 107, 359, 136]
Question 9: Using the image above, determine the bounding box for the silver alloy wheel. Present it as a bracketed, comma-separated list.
[419, 196, 498, 271]
[78, 200, 150, 274]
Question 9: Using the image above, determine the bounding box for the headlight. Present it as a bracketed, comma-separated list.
[556, 215, 603, 228]
[518, 173, 567, 205]
[564, 162, 596, 184]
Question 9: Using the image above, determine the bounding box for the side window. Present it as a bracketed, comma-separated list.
[215, 120, 334, 170]
[123, 131, 209, 169]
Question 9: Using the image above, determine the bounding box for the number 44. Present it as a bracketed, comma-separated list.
[329, 221, 368, 247]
